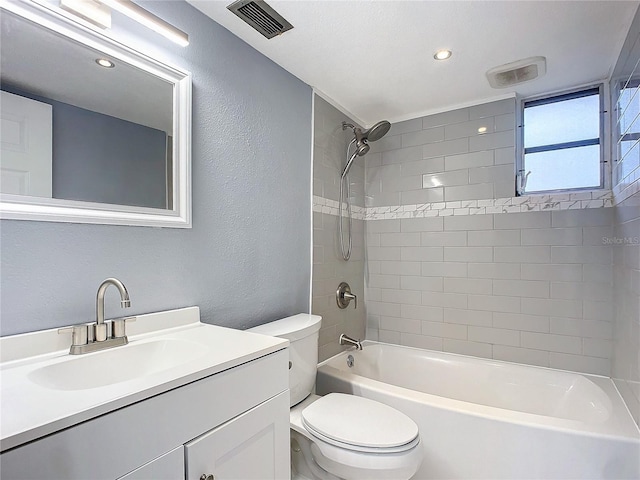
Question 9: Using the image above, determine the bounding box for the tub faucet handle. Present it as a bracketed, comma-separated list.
[344, 291, 357, 309]
[336, 282, 357, 309]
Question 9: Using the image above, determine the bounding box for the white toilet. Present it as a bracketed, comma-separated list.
[249, 314, 423, 480]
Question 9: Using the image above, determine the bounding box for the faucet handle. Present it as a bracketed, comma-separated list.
[343, 292, 357, 309]
[111, 316, 136, 338]
[95, 323, 108, 342]
[336, 282, 358, 309]
[58, 324, 89, 347]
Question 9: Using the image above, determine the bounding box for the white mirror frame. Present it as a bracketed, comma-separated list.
[0, 0, 192, 228]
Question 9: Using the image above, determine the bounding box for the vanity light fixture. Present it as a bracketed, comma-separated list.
[434, 49, 452, 61]
[60, 0, 189, 47]
[95, 58, 115, 68]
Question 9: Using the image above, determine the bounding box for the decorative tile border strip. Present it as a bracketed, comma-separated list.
[314, 190, 614, 221]
[313, 196, 366, 220]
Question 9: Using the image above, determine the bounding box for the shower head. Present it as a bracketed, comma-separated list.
[341, 119, 390, 178]
[363, 120, 391, 142]
[342, 119, 391, 144]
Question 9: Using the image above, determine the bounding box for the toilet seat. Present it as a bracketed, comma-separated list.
[301, 393, 420, 453]
[291, 394, 423, 480]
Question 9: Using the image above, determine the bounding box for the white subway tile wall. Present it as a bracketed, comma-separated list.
[361, 98, 615, 376]
[611, 11, 640, 426]
[313, 96, 366, 361]
[612, 167, 640, 425]
[365, 209, 615, 376]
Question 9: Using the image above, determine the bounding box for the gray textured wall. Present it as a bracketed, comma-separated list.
[0, 1, 312, 335]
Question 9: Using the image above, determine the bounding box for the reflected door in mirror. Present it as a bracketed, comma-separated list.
[0, 91, 52, 197]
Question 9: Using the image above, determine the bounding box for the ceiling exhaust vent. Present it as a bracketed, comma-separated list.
[227, 0, 293, 39]
[486, 56, 547, 88]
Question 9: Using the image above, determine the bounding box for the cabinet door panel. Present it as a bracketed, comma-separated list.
[185, 392, 290, 480]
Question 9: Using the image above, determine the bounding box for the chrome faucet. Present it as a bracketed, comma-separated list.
[58, 278, 134, 355]
[96, 278, 131, 341]
[339, 333, 363, 350]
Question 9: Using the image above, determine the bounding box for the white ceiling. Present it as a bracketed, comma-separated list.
[188, 0, 639, 126]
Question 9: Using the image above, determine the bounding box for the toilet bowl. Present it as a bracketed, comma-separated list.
[248, 314, 423, 480]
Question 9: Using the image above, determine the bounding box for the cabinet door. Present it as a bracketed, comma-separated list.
[117, 447, 184, 480]
[185, 392, 290, 480]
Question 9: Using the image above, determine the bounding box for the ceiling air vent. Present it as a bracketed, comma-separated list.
[486, 56, 547, 89]
[227, 0, 293, 39]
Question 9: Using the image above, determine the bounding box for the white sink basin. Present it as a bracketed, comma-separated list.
[28, 338, 208, 390]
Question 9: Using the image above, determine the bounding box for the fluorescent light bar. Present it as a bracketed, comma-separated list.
[60, 0, 112, 29]
[99, 0, 189, 46]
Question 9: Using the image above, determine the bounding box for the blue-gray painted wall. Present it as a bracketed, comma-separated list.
[0, 0, 312, 335]
[2, 85, 168, 209]
[52, 101, 168, 209]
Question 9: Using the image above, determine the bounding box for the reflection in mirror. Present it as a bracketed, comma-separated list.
[0, 1, 191, 227]
[611, 9, 640, 188]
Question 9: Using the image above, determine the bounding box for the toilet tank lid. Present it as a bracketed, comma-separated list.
[247, 314, 321, 341]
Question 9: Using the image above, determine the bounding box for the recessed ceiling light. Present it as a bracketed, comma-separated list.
[434, 50, 452, 61]
[477, 127, 488, 134]
[95, 58, 115, 68]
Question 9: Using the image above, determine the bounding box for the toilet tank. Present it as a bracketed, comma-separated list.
[248, 314, 321, 406]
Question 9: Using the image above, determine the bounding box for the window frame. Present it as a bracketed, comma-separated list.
[516, 84, 606, 196]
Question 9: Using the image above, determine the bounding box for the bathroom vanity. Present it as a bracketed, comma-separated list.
[0, 307, 290, 479]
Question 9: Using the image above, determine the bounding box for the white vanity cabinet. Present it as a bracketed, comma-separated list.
[0, 348, 290, 480]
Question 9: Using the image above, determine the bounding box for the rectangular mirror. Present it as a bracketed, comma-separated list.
[0, 0, 191, 227]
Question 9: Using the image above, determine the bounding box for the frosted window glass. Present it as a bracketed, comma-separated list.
[524, 145, 600, 192]
[524, 94, 599, 147]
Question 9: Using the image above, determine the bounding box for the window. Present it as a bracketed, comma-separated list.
[518, 86, 603, 194]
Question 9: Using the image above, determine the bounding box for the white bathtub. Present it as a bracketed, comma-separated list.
[316, 341, 640, 480]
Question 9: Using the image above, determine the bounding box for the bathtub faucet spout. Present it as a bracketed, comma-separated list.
[339, 333, 363, 350]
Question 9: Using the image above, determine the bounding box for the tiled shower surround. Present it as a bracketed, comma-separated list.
[361, 98, 617, 376]
[312, 96, 366, 361]
[613, 192, 640, 424]
[312, 90, 638, 421]
[611, 11, 640, 425]
[365, 208, 614, 375]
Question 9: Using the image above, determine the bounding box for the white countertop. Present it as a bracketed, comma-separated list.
[0, 307, 288, 452]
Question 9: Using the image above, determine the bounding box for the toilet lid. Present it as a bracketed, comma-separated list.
[301, 393, 419, 450]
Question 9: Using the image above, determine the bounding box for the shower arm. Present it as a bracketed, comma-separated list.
[342, 122, 366, 150]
